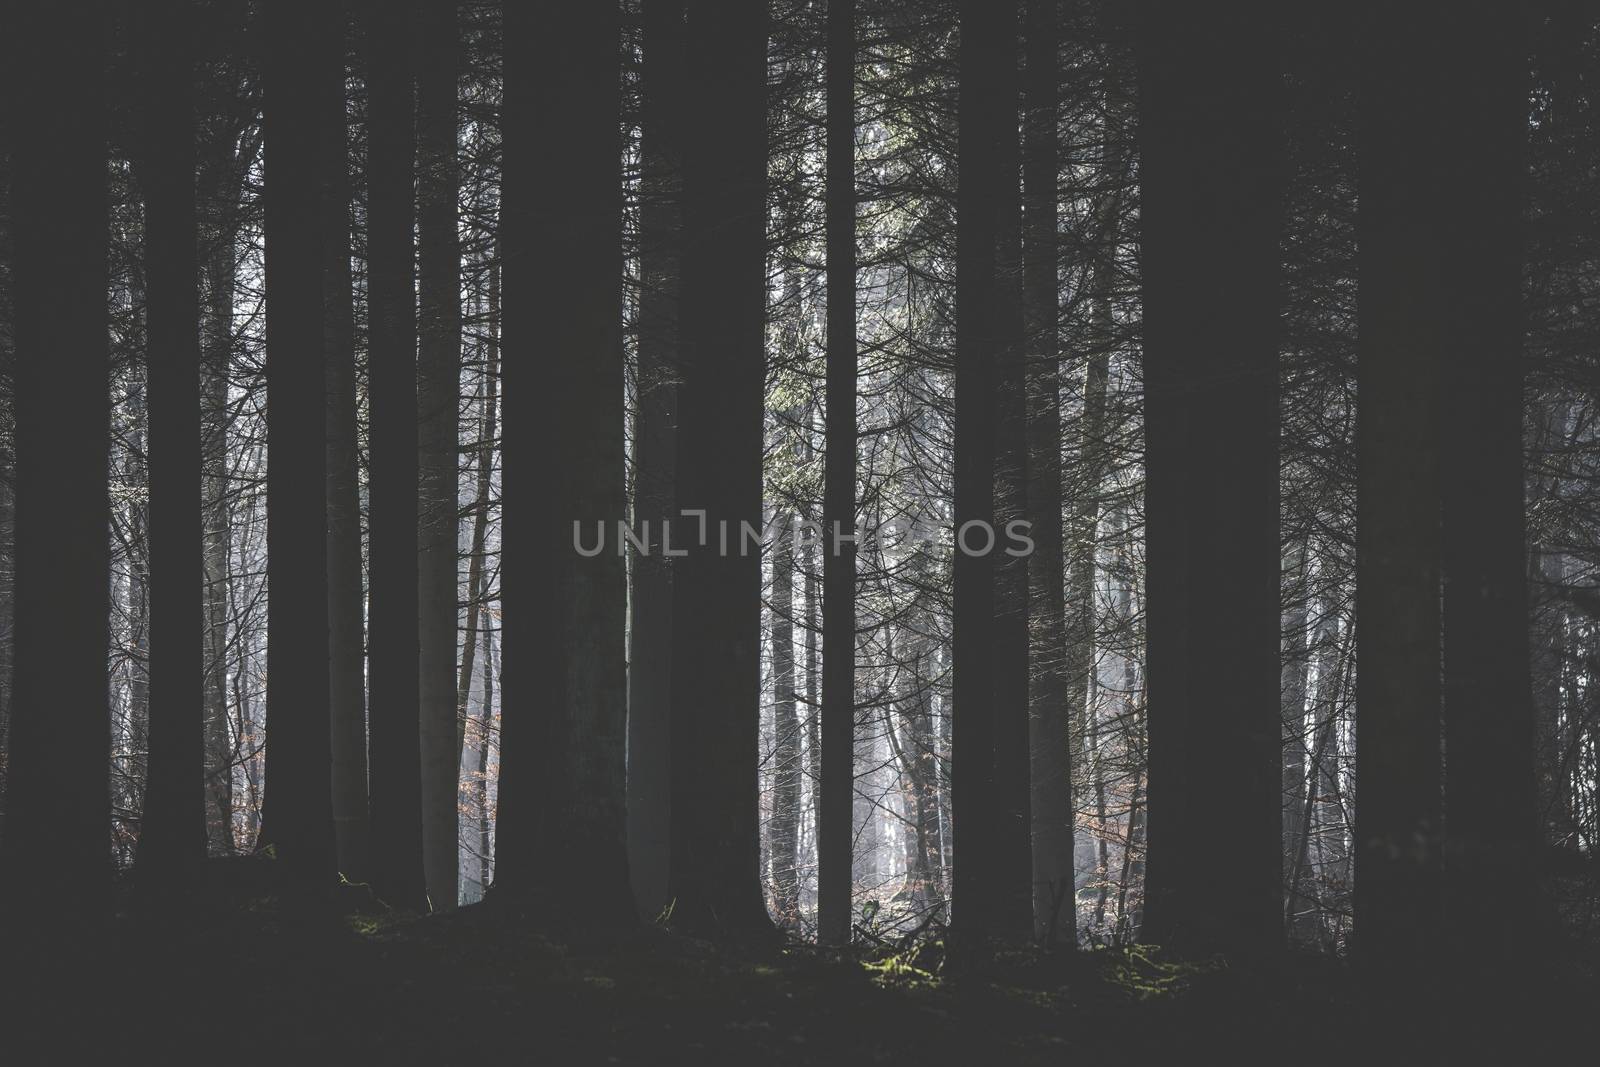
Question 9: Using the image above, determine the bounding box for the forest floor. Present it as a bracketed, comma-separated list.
[6, 860, 1596, 1063]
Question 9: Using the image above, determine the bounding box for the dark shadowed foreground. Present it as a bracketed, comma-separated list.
[5, 860, 1594, 1063]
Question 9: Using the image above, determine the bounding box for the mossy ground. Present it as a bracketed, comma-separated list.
[5, 861, 1594, 1063]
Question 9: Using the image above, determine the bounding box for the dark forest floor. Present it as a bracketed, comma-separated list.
[5, 860, 1596, 1064]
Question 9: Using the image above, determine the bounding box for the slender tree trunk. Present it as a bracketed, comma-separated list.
[664, 0, 773, 939]
[951, 0, 1008, 950]
[134, 1, 206, 885]
[770, 517, 801, 927]
[0, 2, 112, 932]
[1309, 584, 1347, 946]
[198, 98, 240, 853]
[1280, 541, 1311, 937]
[365, 1, 427, 911]
[0, 136, 12, 844]
[417, 0, 463, 914]
[476, 616, 495, 900]
[628, 0, 685, 922]
[324, 10, 369, 884]
[259, 0, 337, 898]
[498, 0, 634, 923]
[818, 0, 858, 948]
[1137, 5, 1284, 955]
[1022, 0, 1073, 949]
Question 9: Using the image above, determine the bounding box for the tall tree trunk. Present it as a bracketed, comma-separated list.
[324, 10, 369, 883]
[1280, 541, 1311, 937]
[951, 0, 1008, 950]
[260, 0, 337, 898]
[1353, 9, 1454, 974]
[628, 0, 685, 922]
[134, 1, 206, 886]
[1137, 5, 1284, 955]
[498, 0, 634, 923]
[0, 2, 111, 931]
[1022, 0, 1073, 949]
[1439, 12, 1534, 976]
[1309, 583, 1347, 946]
[818, 0, 858, 948]
[417, 0, 463, 914]
[365, 1, 427, 911]
[476, 614, 496, 900]
[664, 0, 773, 939]
[770, 518, 801, 927]
[989, 0, 1032, 944]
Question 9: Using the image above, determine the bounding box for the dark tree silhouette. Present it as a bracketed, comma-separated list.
[417, 0, 464, 914]
[324, 5, 369, 884]
[666, 0, 774, 939]
[1353, 6, 1448, 974]
[497, 0, 634, 922]
[1137, 4, 1284, 954]
[365, 0, 427, 912]
[952, 0, 1007, 946]
[0, 1, 112, 929]
[817, 0, 858, 949]
[133, 0, 206, 887]
[990, 0, 1033, 942]
[1439, 13, 1537, 977]
[1022, 0, 1074, 947]
[627, 0, 686, 922]
[260, 0, 337, 895]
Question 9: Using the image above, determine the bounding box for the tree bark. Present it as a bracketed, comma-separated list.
[770, 518, 801, 927]
[1439, 11, 1535, 976]
[664, 0, 774, 939]
[817, 0, 858, 948]
[1280, 541, 1311, 937]
[1354, 6, 1449, 973]
[134, 1, 206, 886]
[627, 0, 685, 923]
[365, 1, 427, 911]
[417, 0, 463, 914]
[0, 1, 112, 931]
[497, 0, 634, 923]
[1137, 4, 1284, 955]
[259, 0, 337, 897]
[324, 9, 369, 884]
[1022, 0, 1073, 949]
[951, 0, 1008, 950]
[990, 0, 1034, 944]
